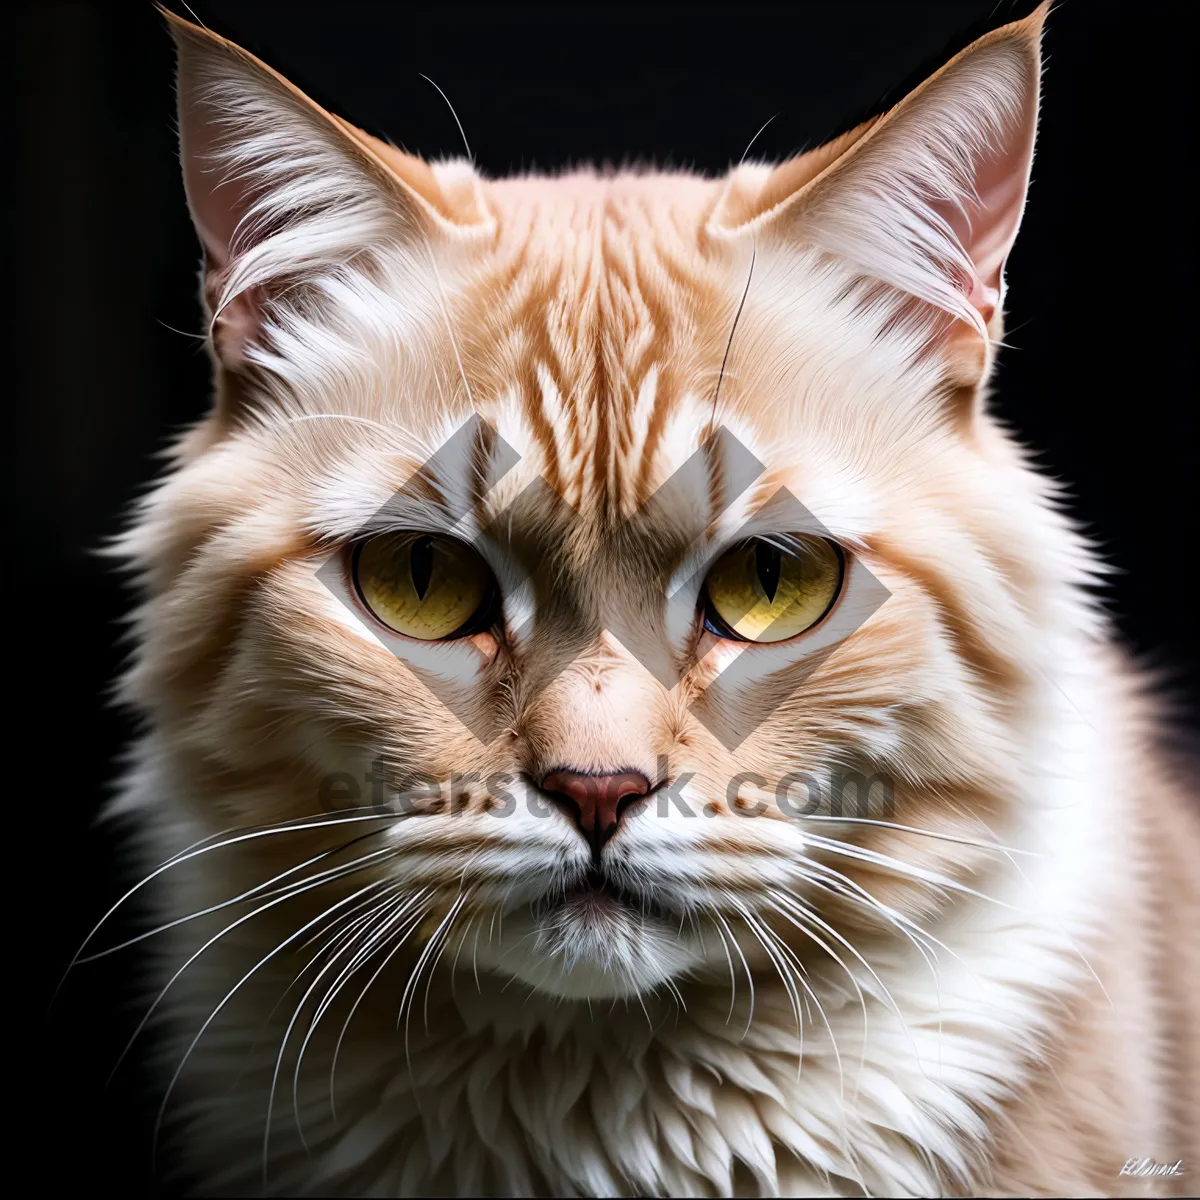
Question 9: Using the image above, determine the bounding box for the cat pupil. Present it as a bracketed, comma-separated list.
[410, 536, 434, 600]
[755, 540, 782, 603]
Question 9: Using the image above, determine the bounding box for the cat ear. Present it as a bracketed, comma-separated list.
[710, 3, 1047, 383]
[165, 10, 491, 382]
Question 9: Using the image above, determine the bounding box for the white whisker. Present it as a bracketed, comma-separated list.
[113, 848, 393, 1086]
[150, 880, 382, 1181]
[265, 881, 394, 1156]
[329, 890, 433, 1120]
[709, 907, 755, 1039]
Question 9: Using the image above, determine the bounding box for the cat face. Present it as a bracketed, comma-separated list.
[124, 10, 1065, 1004]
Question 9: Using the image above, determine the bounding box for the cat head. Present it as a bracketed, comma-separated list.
[123, 6, 1082, 1002]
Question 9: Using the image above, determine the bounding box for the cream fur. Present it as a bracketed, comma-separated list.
[98, 6, 1198, 1195]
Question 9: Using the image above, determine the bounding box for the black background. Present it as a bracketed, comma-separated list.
[12, 1, 1195, 1194]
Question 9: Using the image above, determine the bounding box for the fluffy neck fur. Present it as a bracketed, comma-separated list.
[124, 631, 1166, 1196]
[102, 6, 1198, 1195]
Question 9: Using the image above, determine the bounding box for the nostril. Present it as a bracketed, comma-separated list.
[540, 768, 651, 850]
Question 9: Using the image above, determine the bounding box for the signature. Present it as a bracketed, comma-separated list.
[1120, 1158, 1185, 1178]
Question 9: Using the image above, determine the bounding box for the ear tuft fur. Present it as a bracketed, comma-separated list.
[165, 10, 485, 380]
[711, 4, 1047, 344]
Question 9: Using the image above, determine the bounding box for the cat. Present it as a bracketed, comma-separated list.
[99, 3, 1198, 1194]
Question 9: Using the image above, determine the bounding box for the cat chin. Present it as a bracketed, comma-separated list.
[473, 894, 706, 1001]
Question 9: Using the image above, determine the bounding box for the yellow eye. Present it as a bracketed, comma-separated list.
[353, 532, 495, 641]
[703, 536, 843, 643]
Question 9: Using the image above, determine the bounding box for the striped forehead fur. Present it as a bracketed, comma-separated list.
[104, 6, 1200, 1197]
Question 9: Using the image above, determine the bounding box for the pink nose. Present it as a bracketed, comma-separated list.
[540, 769, 652, 851]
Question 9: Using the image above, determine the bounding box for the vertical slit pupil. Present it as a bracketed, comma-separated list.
[755, 540, 781, 603]
[410, 536, 435, 600]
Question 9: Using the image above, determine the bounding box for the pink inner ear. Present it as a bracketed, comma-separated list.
[171, 14, 459, 383]
[180, 97, 249, 274]
[204, 264, 260, 370]
[951, 101, 1038, 323]
[966, 274, 1000, 327]
[176, 71, 267, 369]
[181, 96, 260, 369]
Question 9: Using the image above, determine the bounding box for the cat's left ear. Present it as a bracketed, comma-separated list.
[711, 2, 1048, 387]
[164, 8, 491, 414]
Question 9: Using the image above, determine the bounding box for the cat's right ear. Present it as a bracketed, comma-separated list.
[166, 10, 490, 397]
[708, 4, 1047, 397]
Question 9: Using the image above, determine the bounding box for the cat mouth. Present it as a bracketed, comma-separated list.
[547, 868, 671, 921]
[479, 867, 702, 1000]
